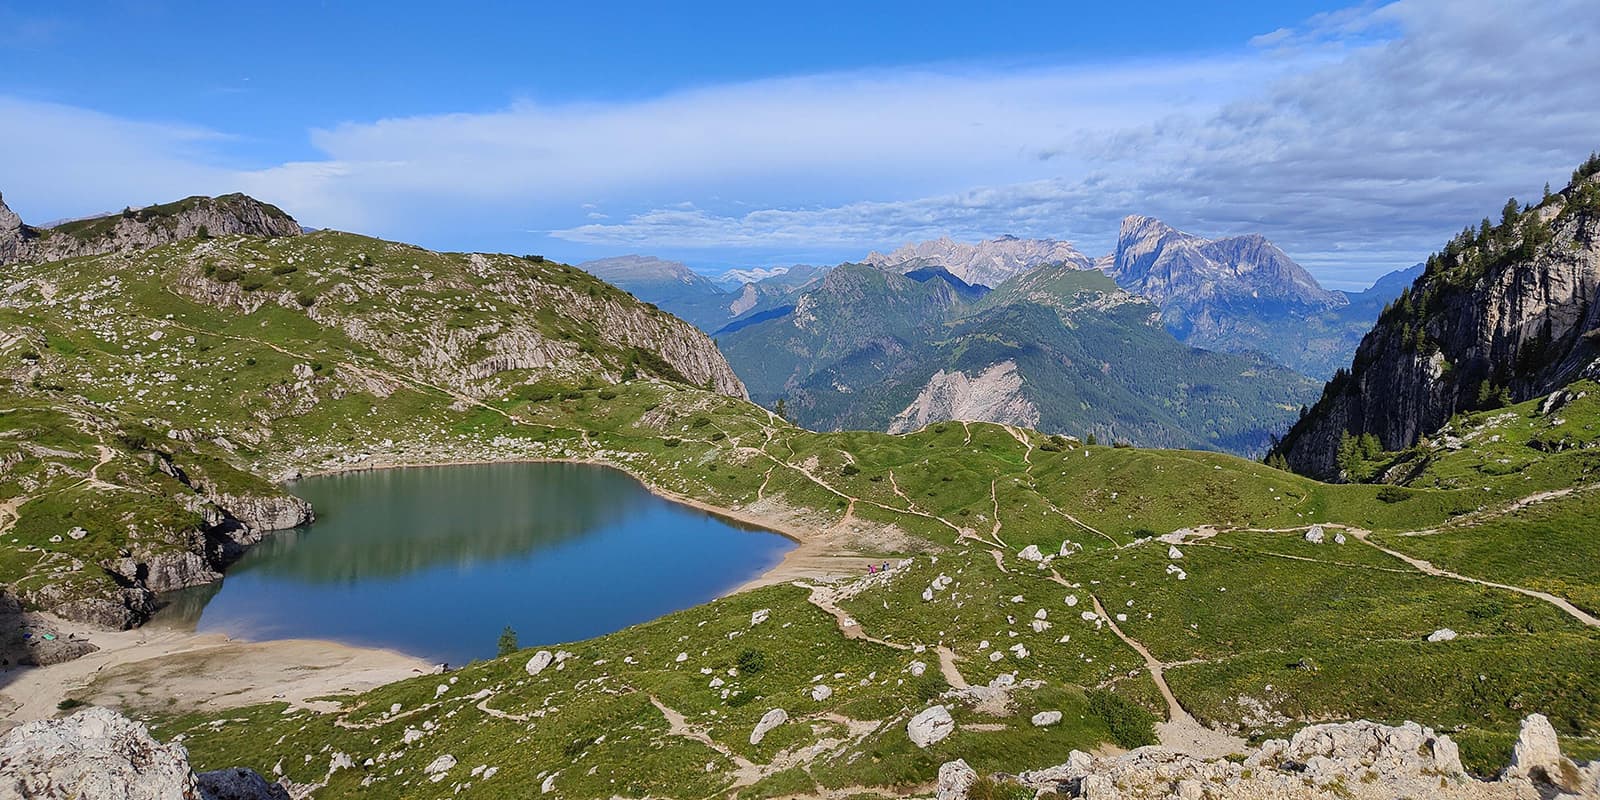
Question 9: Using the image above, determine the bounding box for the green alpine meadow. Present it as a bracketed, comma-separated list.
[3, 4, 1599, 798]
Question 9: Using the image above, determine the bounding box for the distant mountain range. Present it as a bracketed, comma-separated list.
[578, 220, 1420, 453]
[577, 256, 826, 331]
[714, 261, 1317, 454]
[863, 234, 1093, 287]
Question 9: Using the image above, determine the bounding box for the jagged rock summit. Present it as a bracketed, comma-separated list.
[1102, 214, 1346, 325]
[866, 234, 1093, 288]
[0, 191, 301, 267]
[0, 707, 289, 800]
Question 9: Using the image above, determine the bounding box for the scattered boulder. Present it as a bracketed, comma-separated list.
[1426, 628, 1458, 642]
[525, 650, 554, 675]
[750, 608, 770, 626]
[1167, 545, 1183, 559]
[750, 708, 788, 745]
[1304, 526, 1325, 544]
[424, 754, 456, 782]
[936, 759, 977, 800]
[908, 661, 928, 677]
[811, 685, 833, 702]
[1018, 545, 1044, 562]
[908, 705, 955, 748]
[1031, 711, 1063, 727]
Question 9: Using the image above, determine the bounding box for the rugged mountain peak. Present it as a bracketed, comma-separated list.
[865, 235, 1093, 288]
[0, 192, 300, 266]
[1105, 214, 1344, 313]
[1274, 160, 1600, 478]
[0, 191, 23, 234]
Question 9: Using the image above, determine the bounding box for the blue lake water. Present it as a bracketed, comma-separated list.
[153, 462, 794, 665]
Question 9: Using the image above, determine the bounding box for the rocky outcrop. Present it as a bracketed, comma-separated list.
[0, 192, 300, 267]
[866, 235, 1094, 288]
[888, 360, 1040, 433]
[0, 707, 288, 800]
[1276, 171, 1600, 478]
[938, 715, 1595, 800]
[208, 492, 313, 535]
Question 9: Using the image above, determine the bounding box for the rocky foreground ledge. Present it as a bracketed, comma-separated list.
[0, 707, 289, 800]
[4, 707, 1595, 800]
[938, 714, 1597, 800]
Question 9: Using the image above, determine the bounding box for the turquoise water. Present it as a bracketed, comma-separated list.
[153, 462, 794, 664]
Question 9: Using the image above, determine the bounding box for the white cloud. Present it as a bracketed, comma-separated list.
[1, 0, 1596, 287]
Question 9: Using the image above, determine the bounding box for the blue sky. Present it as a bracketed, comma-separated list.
[2, 0, 1597, 288]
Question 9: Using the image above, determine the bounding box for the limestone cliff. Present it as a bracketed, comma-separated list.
[0, 191, 301, 266]
[887, 360, 1040, 433]
[1276, 162, 1600, 478]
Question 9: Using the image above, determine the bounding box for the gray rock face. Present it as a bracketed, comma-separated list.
[1278, 178, 1600, 479]
[0, 193, 300, 268]
[887, 360, 1040, 434]
[209, 492, 314, 534]
[866, 235, 1093, 288]
[0, 707, 288, 800]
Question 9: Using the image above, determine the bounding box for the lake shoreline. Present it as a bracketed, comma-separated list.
[295, 455, 870, 595]
[2, 455, 869, 729]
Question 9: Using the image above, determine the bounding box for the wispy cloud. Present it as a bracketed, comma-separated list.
[0, 0, 1595, 287]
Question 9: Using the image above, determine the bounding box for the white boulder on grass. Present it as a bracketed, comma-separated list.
[1032, 711, 1063, 727]
[750, 708, 788, 745]
[750, 609, 770, 626]
[1018, 544, 1044, 562]
[1304, 526, 1325, 544]
[908, 705, 955, 748]
[525, 650, 554, 675]
[1426, 628, 1458, 642]
[811, 685, 833, 702]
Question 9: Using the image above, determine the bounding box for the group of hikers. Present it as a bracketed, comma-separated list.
[867, 561, 891, 574]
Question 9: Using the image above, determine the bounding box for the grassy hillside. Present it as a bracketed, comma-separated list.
[3, 226, 1598, 796]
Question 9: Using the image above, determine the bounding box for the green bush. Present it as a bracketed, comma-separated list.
[840, 463, 861, 476]
[271, 264, 298, 275]
[1377, 485, 1412, 503]
[736, 648, 766, 674]
[295, 291, 316, 308]
[663, 437, 682, 448]
[1087, 688, 1157, 749]
[213, 267, 242, 283]
[240, 277, 266, 292]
